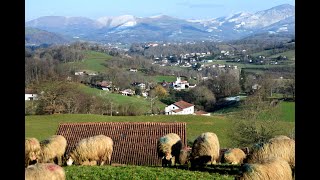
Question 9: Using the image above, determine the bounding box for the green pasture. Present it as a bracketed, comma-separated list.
[25, 114, 294, 148]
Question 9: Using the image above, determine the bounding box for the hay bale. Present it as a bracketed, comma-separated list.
[25, 138, 41, 167]
[67, 134, 113, 166]
[157, 133, 183, 166]
[247, 137, 295, 168]
[190, 132, 220, 167]
[221, 148, 246, 165]
[25, 163, 66, 180]
[238, 157, 292, 180]
[39, 135, 67, 166]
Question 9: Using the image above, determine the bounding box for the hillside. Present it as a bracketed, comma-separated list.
[62, 50, 112, 73]
[25, 27, 69, 45]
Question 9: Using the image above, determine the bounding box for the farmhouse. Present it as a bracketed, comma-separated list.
[120, 89, 135, 96]
[56, 122, 187, 166]
[172, 77, 190, 90]
[165, 100, 194, 115]
[25, 89, 38, 101]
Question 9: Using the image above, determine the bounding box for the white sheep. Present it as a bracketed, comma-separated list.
[66, 134, 113, 166]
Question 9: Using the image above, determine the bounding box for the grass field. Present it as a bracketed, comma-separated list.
[151, 75, 177, 83]
[214, 101, 295, 123]
[64, 165, 233, 180]
[65, 51, 112, 73]
[25, 114, 294, 148]
[78, 84, 166, 113]
[269, 50, 295, 61]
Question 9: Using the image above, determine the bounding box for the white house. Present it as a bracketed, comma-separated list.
[25, 89, 38, 101]
[172, 77, 190, 90]
[129, 68, 138, 72]
[120, 89, 135, 96]
[165, 100, 194, 115]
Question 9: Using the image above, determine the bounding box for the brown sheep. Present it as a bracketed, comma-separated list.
[25, 137, 41, 167]
[157, 133, 183, 166]
[237, 157, 292, 180]
[38, 135, 67, 166]
[25, 163, 66, 180]
[190, 132, 220, 167]
[221, 148, 246, 165]
[66, 134, 113, 166]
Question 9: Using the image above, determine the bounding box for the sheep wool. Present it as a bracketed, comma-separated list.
[247, 136, 295, 168]
[25, 163, 66, 180]
[190, 132, 220, 166]
[238, 157, 292, 180]
[157, 133, 183, 166]
[39, 135, 67, 166]
[222, 148, 246, 165]
[67, 134, 113, 166]
[25, 137, 41, 167]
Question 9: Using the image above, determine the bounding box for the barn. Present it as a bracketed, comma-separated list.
[56, 122, 187, 166]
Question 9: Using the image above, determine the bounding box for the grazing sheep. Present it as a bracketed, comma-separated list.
[221, 148, 246, 165]
[179, 146, 192, 165]
[190, 132, 220, 167]
[246, 136, 295, 169]
[269, 135, 291, 141]
[237, 157, 292, 180]
[66, 134, 113, 166]
[25, 137, 41, 167]
[25, 163, 66, 180]
[157, 133, 183, 166]
[39, 135, 67, 166]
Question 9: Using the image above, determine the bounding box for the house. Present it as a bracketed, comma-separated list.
[165, 100, 195, 115]
[120, 89, 135, 96]
[129, 68, 138, 72]
[25, 89, 38, 101]
[172, 77, 190, 90]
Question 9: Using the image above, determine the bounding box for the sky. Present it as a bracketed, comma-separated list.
[25, 0, 295, 21]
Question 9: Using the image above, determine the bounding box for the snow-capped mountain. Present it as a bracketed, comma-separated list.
[25, 4, 295, 43]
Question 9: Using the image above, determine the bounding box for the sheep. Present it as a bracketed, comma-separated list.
[25, 163, 66, 180]
[221, 148, 246, 165]
[66, 134, 113, 166]
[25, 137, 41, 167]
[236, 157, 292, 180]
[246, 136, 295, 169]
[179, 146, 192, 166]
[157, 133, 183, 167]
[38, 135, 67, 166]
[269, 135, 291, 141]
[190, 132, 220, 167]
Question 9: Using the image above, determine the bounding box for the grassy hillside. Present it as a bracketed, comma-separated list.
[66, 51, 112, 72]
[214, 101, 295, 123]
[64, 165, 233, 180]
[269, 50, 295, 61]
[152, 75, 177, 83]
[25, 114, 294, 148]
[78, 84, 166, 113]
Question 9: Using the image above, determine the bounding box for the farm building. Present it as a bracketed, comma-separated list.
[25, 89, 38, 101]
[56, 122, 187, 166]
[165, 100, 195, 115]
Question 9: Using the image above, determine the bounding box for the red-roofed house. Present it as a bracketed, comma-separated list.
[165, 100, 194, 115]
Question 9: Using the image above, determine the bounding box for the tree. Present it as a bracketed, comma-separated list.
[152, 85, 168, 99]
[190, 86, 216, 111]
[228, 91, 282, 147]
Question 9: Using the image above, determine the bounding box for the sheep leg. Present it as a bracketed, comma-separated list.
[57, 156, 62, 166]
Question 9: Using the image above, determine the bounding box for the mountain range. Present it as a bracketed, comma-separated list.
[25, 4, 295, 44]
